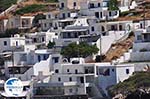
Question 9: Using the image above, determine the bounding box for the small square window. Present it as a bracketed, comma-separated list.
[53, 57, 59, 63]
[55, 69, 59, 73]
[137, 35, 142, 40]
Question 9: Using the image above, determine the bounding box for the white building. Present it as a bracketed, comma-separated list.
[97, 63, 134, 94]
[31, 57, 134, 98]
[0, 35, 25, 53]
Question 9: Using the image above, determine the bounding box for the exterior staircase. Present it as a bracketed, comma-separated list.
[103, 34, 134, 62]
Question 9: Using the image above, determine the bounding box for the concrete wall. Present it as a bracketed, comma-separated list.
[130, 52, 150, 62]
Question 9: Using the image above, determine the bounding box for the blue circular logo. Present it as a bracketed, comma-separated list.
[4, 78, 23, 96]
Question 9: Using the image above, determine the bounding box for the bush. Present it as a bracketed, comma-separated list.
[47, 41, 55, 49]
[0, 28, 20, 38]
[108, 72, 150, 97]
[32, 14, 46, 27]
[15, 4, 48, 15]
[61, 42, 99, 58]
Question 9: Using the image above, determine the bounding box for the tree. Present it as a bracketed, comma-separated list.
[47, 41, 55, 49]
[32, 13, 46, 27]
[108, 0, 119, 11]
[61, 42, 99, 58]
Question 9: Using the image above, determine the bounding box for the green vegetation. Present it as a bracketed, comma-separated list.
[0, 28, 20, 38]
[0, 0, 17, 12]
[61, 42, 99, 58]
[108, 72, 150, 97]
[32, 14, 46, 27]
[47, 41, 55, 49]
[108, 0, 119, 11]
[15, 4, 48, 15]
[45, 0, 58, 3]
[36, 0, 58, 3]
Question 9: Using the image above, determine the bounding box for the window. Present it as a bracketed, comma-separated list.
[55, 69, 59, 73]
[43, 54, 48, 60]
[61, 3, 64, 9]
[49, 23, 52, 27]
[100, 12, 103, 18]
[73, 2, 77, 7]
[62, 13, 65, 19]
[67, 69, 70, 73]
[98, 3, 101, 7]
[68, 13, 70, 17]
[38, 55, 41, 62]
[48, 15, 51, 19]
[42, 37, 45, 42]
[99, 68, 110, 76]
[69, 77, 72, 81]
[16, 41, 18, 46]
[109, 11, 112, 16]
[137, 35, 142, 40]
[101, 26, 105, 31]
[95, 12, 99, 18]
[58, 77, 61, 82]
[69, 88, 72, 93]
[112, 69, 114, 72]
[44, 23, 47, 27]
[91, 26, 95, 31]
[4, 41, 7, 46]
[53, 57, 59, 63]
[119, 25, 123, 31]
[89, 3, 94, 8]
[75, 69, 78, 74]
[126, 69, 129, 74]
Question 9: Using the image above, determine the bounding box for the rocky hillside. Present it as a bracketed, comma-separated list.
[103, 32, 134, 62]
[108, 71, 150, 99]
[0, 0, 17, 13]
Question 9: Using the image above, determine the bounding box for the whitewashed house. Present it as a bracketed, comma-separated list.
[80, 0, 119, 20]
[32, 58, 134, 98]
[6, 15, 34, 30]
[55, 17, 99, 47]
[97, 63, 134, 94]
[0, 35, 25, 53]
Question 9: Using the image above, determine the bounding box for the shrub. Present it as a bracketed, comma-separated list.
[15, 4, 48, 15]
